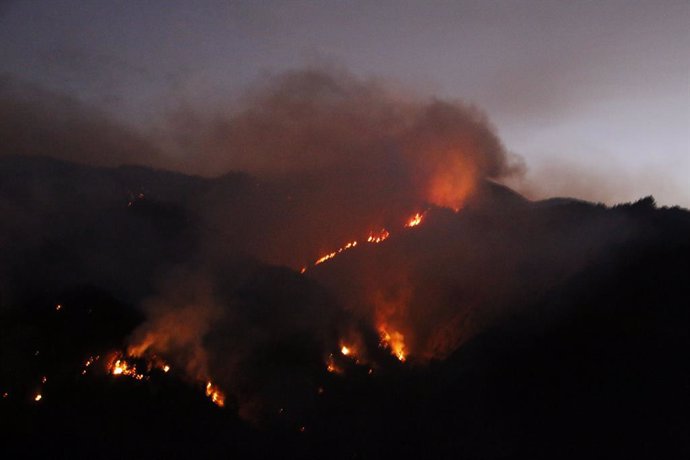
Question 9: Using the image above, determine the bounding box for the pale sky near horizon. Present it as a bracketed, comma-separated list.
[1, 0, 688, 206]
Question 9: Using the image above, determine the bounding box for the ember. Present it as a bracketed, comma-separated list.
[80, 355, 100, 375]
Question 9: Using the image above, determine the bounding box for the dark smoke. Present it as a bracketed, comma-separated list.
[156, 67, 525, 270]
[0, 75, 163, 168]
[1, 67, 523, 265]
[117, 68, 529, 407]
[4, 67, 685, 432]
[159, 67, 523, 208]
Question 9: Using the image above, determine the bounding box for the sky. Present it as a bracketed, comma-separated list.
[1, 0, 688, 206]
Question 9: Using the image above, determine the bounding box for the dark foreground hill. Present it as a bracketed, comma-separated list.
[0, 155, 688, 459]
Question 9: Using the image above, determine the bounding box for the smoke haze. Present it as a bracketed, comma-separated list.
[0, 65, 685, 423]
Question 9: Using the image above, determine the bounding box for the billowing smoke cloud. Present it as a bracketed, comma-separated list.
[162, 70, 531, 377]
[312, 198, 642, 361]
[124, 261, 357, 420]
[127, 270, 219, 381]
[1, 67, 523, 265]
[20, 67, 529, 417]
[2, 66, 564, 421]
[153, 67, 526, 272]
[160, 67, 522, 211]
[0, 75, 163, 168]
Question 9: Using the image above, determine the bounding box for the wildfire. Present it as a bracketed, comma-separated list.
[104, 350, 227, 408]
[303, 210, 428, 273]
[106, 351, 173, 381]
[80, 355, 100, 375]
[366, 229, 390, 244]
[107, 352, 145, 380]
[379, 327, 407, 362]
[314, 241, 358, 266]
[93, 207, 430, 412]
[405, 212, 424, 228]
[301, 209, 430, 363]
[326, 354, 341, 374]
[205, 381, 225, 407]
[110, 358, 144, 380]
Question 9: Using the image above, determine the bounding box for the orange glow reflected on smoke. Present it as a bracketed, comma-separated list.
[427, 156, 478, 211]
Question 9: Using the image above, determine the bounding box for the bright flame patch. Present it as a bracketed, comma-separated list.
[379, 327, 407, 362]
[405, 212, 424, 228]
[206, 381, 225, 407]
[367, 229, 390, 243]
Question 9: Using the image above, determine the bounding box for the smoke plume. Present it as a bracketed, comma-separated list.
[160, 67, 522, 211]
[0, 75, 162, 168]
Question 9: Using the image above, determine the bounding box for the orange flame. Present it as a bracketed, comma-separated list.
[405, 212, 424, 228]
[379, 327, 407, 362]
[304, 209, 427, 273]
[366, 229, 390, 244]
[314, 241, 358, 266]
[80, 355, 101, 376]
[205, 381, 225, 407]
[106, 351, 170, 380]
[108, 356, 144, 380]
[107, 349, 224, 408]
[326, 353, 342, 374]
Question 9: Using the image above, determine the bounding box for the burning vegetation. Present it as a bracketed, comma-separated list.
[2, 66, 687, 458]
[405, 212, 425, 228]
[303, 211, 426, 275]
[205, 381, 225, 407]
[378, 327, 407, 362]
[108, 353, 144, 380]
[104, 350, 227, 407]
[367, 229, 390, 243]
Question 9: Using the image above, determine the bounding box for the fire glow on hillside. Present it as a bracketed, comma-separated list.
[304, 211, 426, 273]
[104, 350, 225, 407]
